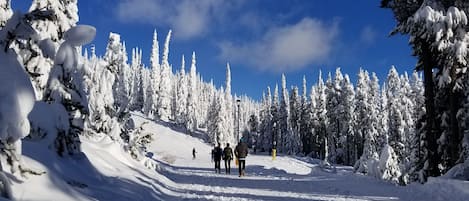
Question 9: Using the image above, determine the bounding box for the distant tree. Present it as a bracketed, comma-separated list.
[158, 30, 173, 122]
[175, 55, 188, 126]
[315, 71, 329, 162]
[289, 86, 302, 154]
[341, 74, 356, 165]
[148, 30, 160, 119]
[259, 87, 273, 152]
[385, 67, 406, 170]
[279, 74, 291, 153]
[186, 52, 198, 132]
[225, 63, 234, 143]
[354, 69, 379, 174]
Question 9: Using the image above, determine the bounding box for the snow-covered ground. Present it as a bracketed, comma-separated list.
[8, 114, 469, 200]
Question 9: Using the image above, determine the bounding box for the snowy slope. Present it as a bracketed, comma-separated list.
[8, 114, 469, 201]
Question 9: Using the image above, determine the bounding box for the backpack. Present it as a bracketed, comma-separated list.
[224, 147, 232, 160]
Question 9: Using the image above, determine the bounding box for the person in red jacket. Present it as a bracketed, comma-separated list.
[235, 138, 249, 177]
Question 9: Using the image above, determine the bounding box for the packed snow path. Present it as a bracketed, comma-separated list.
[141, 115, 453, 201]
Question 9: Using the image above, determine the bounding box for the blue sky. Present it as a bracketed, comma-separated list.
[13, 0, 417, 100]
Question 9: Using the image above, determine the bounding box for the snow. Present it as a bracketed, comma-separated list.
[0, 50, 35, 143]
[9, 113, 469, 201]
[63, 25, 96, 46]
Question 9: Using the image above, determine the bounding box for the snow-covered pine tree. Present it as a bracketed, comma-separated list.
[158, 30, 173, 122]
[105, 33, 131, 119]
[141, 66, 151, 116]
[207, 88, 227, 144]
[382, 0, 469, 180]
[354, 69, 379, 174]
[341, 74, 356, 165]
[379, 143, 402, 184]
[272, 84, 280, 152]
[25, 0, 78, 100]
[370, 73, 383, 153]
[385, 66, 406, 183]
[86, 49, 122, 141]
[300, 76, 313, 155]
[148, 30, 160, 118]
[408, 71, 427, 182]
[259, 87, 273, 152]
[44, 25, 96, 156]
[0, 0, 12, 28]
[326, 70, 341, 163]
[186, 52, 198, 132]
[247, 113, 260, 149]
[289, 86, 301, 154]
[225, 63, 235, 143]
[398, 72, 416, 183]
[175, 55, 188, 126]
[129, 48, 144, 112]
[279, 74, 291, 153]
[0, 8, 55, 184]
[316, 71, 329, 162]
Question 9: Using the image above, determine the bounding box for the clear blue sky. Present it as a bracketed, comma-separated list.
[13, 0, 417, 100]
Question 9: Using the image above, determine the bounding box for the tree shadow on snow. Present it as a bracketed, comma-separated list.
[19, 140, 164, 201]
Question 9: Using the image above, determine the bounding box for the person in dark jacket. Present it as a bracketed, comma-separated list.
[213, 143, 223, 173]
[235, 138, 249, 177]
[223, 143, 234, 174]
[192, 148, 197, 159]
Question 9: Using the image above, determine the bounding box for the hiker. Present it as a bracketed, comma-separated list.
[235, 138, 249, 177]
[213, 143, 223, 173]
[192, 148, 197, 159]
[223, 143, 234, 174]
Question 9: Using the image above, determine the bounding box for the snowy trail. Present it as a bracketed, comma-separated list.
[140, 116, 430, 201]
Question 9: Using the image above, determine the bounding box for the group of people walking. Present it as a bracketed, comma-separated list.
[211, 139, 248, 177]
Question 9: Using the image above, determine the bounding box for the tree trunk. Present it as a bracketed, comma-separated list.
[449, 84, 461, 168]
[422, 43, 439, 178]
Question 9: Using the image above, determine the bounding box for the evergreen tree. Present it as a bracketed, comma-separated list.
[289, 86, 301, 154]
[105, 33, 131, 119]
[247, 114, 260, 149]
[43, 25, 95, 156]
[26, 0, 79, 100]
[341, 74, 356, 165]
[207, 89, 226, 144]
[86, 50, 120, 139]
[354, 69, 379, 174]
[129, 48, 144, 112]
[175, 55, 188, 126]
[326, 70, 341, 163]
[385, 66, 406, 183]
[186, 52, 198, 132]
[279, 74, 291, 153]
[300, 76, 313, 155]
[225, 63, 234, 143]
[147, 30, 160, 118]
[408, 71, 426, 182]
[158, 30, 173, 122]
[259, 87, 273, 152]
[316, 71, 329, 162]
[272, 84, 280, 152]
